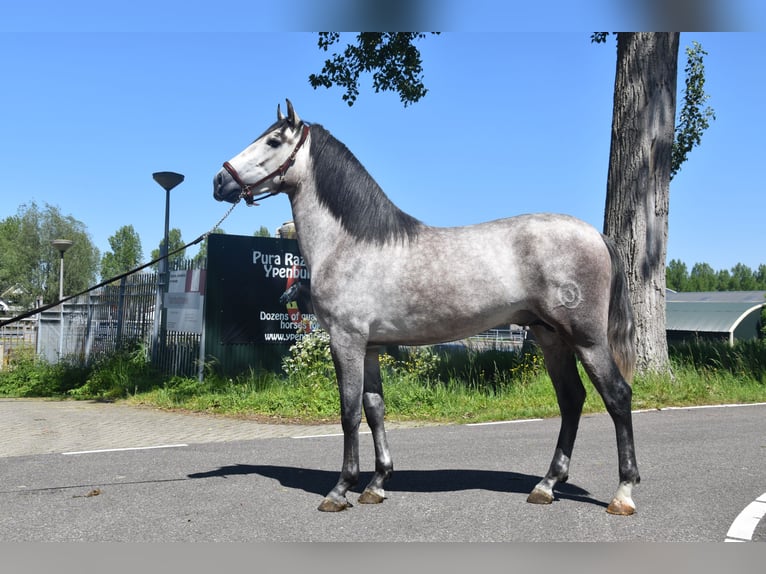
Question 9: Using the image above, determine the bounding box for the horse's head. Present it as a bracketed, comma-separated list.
[279, 282, 300, 305]
[213, 99, 310, 205]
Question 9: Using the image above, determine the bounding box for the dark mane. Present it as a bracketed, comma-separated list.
[308, 123, 423, 245]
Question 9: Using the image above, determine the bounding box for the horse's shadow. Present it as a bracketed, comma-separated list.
[188, 464, 607, 508]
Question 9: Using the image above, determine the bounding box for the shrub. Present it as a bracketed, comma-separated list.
[381, 346, 441, 381]
[68, 342, 157, 400]
[281, 329, 334, 382]
[0, 347, 54, 396]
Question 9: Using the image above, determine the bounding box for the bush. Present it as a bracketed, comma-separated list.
[279, 330, 338, 415]
[380, 346, 440, 381]
[281, 332, 546, 391]
[281, 329, 334, 382]
[0, 347, 90, 396]
[0, 347, 54, 396]
[68, 343, 157, 400]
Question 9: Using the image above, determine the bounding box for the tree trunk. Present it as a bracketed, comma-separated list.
[603, 33, 679, 375]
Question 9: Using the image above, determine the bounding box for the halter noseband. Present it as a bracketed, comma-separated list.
[223, 124, 310, 206]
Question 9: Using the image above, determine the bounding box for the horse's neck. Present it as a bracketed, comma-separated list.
[287, 178, 346, 274]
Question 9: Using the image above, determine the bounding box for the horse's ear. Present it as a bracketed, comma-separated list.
[285, 99, 301, 127]
[277, 103, 285, 122]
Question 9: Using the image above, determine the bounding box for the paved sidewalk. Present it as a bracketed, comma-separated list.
[0, 398, 428, 458]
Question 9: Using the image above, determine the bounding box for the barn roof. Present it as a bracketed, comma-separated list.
[665, 291, 765, 340]
[666, 290, 766, 304]
[666, 302, 763, 333]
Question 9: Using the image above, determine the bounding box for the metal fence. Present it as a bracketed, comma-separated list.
[1, 259, 204, 378]
[0, 317, 37, 369]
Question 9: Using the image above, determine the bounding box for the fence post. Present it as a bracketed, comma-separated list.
[83, 291, 95, 364]
[116, 276, 127, 349]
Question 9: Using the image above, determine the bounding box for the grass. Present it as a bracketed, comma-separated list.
[1, 336, 765, 424]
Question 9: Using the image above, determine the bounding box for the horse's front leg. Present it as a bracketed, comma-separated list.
[318, 335, 365, 512]
[358, 347, 393, 504]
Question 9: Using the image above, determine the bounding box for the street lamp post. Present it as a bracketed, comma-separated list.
[151, 172, 184, 364]
[51, 238, 73, 357]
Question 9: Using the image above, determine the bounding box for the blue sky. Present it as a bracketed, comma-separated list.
[1, 10, 764, 275]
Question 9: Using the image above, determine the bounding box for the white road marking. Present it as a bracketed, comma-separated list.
[725, 493, 766, 542]
[62, 444, 188, 455]
[294, 431, 370, 439]
[466, 418, 543, 427]
[632, 402, 766, 414]
[658, 402, 766, 411]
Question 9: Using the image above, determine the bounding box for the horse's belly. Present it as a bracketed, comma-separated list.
[367, 302, 530, 346]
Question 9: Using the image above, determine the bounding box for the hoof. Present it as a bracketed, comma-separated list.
[317, 496, 352, 512]
[358, 488, 386, 504]
[526, 487, 554, 505]
[606, 498, 636, 516]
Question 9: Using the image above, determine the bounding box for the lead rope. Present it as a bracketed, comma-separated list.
[0, 198, 246, 328]
[206, 194, 242, 236]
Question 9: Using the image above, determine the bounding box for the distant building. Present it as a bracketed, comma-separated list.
[665, 290, 766, 346]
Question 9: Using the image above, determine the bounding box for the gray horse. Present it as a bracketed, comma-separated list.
[214, 100, 639, 515]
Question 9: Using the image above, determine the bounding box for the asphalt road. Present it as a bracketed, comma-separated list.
[0, 398, 764, 542]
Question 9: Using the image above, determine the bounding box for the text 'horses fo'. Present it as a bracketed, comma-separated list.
[213, 99, 639, 516]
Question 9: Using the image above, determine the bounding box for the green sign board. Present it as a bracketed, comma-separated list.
[204, 233, 316, 374]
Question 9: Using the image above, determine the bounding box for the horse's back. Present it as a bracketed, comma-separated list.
[420, 213, 610, 288]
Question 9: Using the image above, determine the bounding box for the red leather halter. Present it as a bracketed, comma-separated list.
[223, 123, 310, 205]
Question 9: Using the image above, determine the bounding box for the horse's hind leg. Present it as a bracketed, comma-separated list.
[358, 347, 393, 504]
[577, 343, 640, 515]
[527, 330, 586, 506]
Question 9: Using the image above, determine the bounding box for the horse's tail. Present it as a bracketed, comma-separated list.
[603, 235, 636, 384]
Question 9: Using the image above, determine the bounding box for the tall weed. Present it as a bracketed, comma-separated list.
[0, 347, 88, 396]
[669, 339, 765, 383]
[68, 343, 157, 400]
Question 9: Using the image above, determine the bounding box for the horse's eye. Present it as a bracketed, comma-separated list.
[266, 138, 281, 148]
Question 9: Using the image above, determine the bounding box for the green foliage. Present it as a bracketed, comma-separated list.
[0, 347, 55, 396]
[666, 259, 689, 291]
[0, 346, 158, 400]
[67, 343, 157, 400]
[100, 224, 143, 281]
[309, 32, 438, 107]
[131, 338, 766, 421]
[730, 263, 758, 291]
[666, 260, 766, 291]
[380, 343, 546, 391]
[0, 202, 99, 308]
[668, 339, 765, 383]
[150, 227, 186, 271]
[279, 329, 338, 415]
[281, 329, 334, 381]
[437, 345, 545, 388]
[3, 336, 765, 423]
[592, 35, 714, 182]
[671, 41, 716, 180]
[688, 261, 717, 291]
[380, 346, 441, 381]
[0, 347, 88, 396]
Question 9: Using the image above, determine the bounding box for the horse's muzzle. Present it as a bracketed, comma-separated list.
[213, 170, 240, 203]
